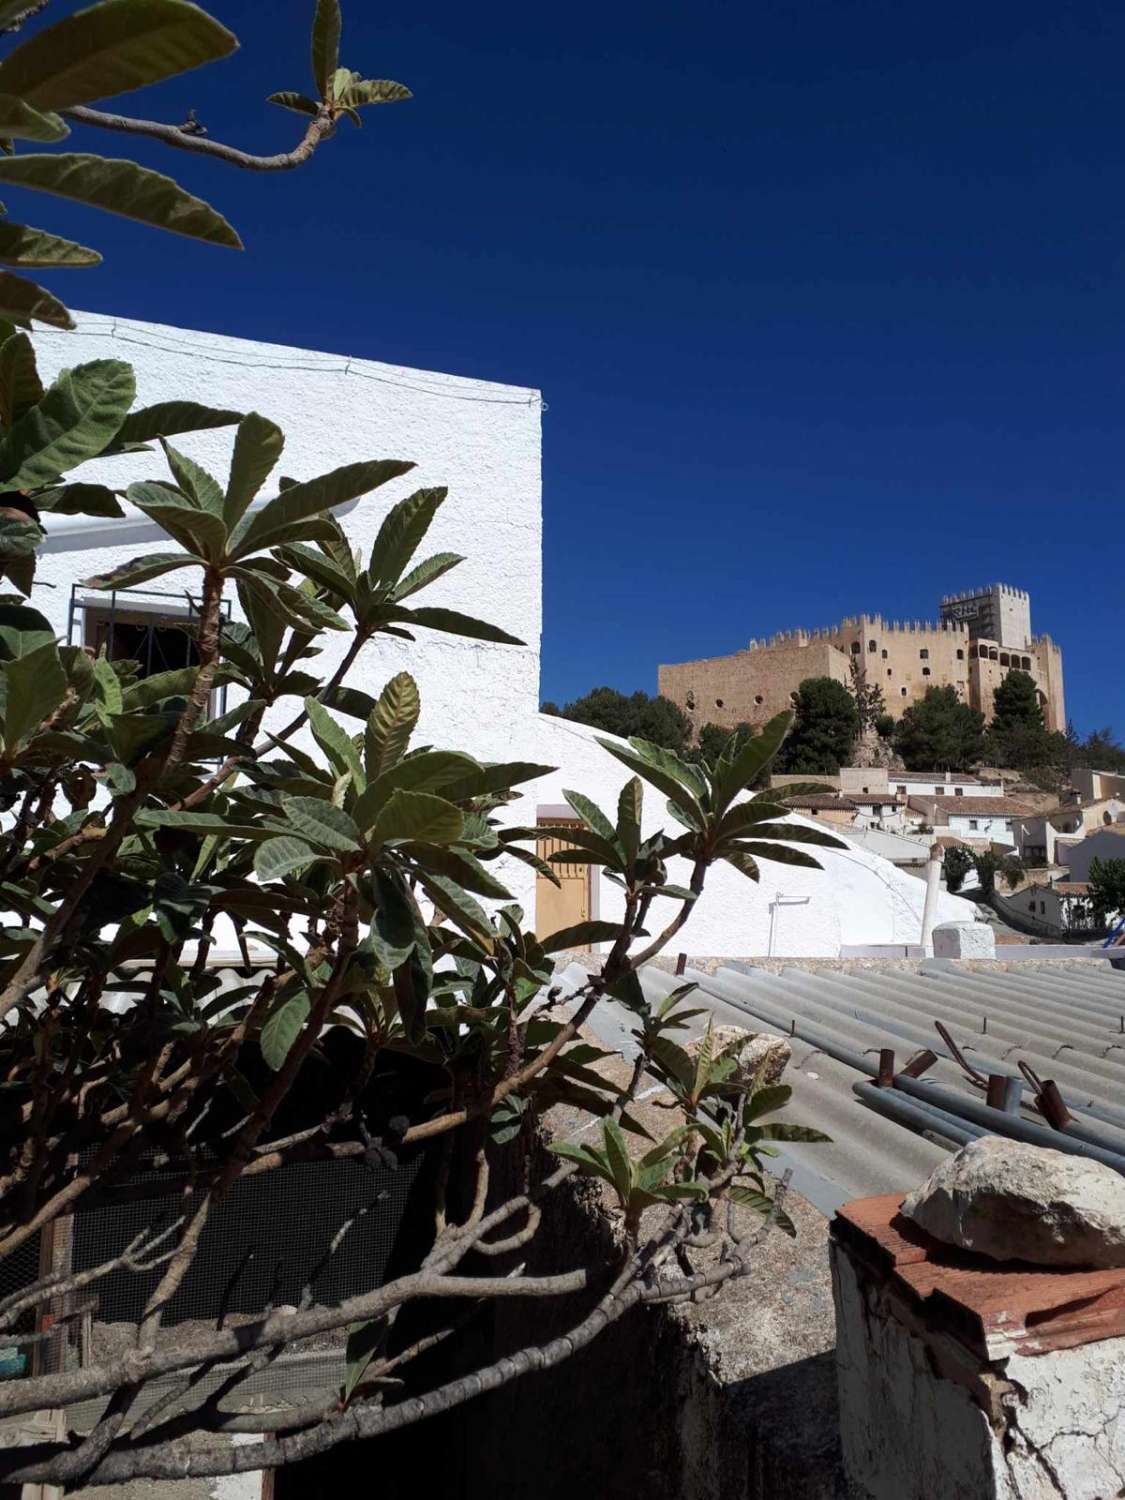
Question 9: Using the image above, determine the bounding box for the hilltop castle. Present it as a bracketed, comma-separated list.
[658, 583, 1065, 736]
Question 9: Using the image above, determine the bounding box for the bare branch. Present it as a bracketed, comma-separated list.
[62, 105, 337, 173]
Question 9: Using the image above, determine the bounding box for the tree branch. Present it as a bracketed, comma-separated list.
[62, 105, 337, 173]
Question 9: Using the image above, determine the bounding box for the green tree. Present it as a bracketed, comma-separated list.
[777, 676, 860, 774]
[973, 849, 1025, 896]
[874, 712, 895, 740]
[544, 685, 692, 752]
[942, 845, 974, 893]
[0, 6, 835, 1485]
[894, 686, 985, 771]
[986, 670, 1054, 767]
[1088, 857, 1125, 921]
[688, 719, 757, 768]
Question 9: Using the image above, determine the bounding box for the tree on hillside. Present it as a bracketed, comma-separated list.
[973, 849, 1025, 896]
[848, 656, 887, 735]
[894, 686, 985, 771]
[986, 670, 1054, 767]
[1075, 727, 1125, 775]
[776, 677, 859, 774]
[1088, 858, 1125, 922]
[942, 845, 975, 893]
[0, 5, 830, 1488]
[541, 686, 692, 752]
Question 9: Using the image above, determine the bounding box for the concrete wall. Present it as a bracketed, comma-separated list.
[1074, 768, 1125, 804]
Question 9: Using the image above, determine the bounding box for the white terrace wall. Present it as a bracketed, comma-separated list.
[33, 311, 543, 769]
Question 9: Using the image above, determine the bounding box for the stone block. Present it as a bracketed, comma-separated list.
[931, 920, 995, 958]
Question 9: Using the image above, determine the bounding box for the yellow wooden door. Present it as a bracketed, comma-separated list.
[536, 819, 591, 949]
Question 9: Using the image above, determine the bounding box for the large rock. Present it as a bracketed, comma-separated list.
[691, 1024, 791, 1089]
[901, 1136, 1125, 1268]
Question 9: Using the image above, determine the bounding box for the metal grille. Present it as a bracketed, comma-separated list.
[67, 584, 232, 718]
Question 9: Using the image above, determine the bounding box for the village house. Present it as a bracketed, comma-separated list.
[904, 793, 1035, 848]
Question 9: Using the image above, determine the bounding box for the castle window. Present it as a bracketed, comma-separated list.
[1022, 656, 1031, 670]
[886, 669, 892, 677]
[881, 648, 888, 659]
[919, 649, 929, 660]
[868, 640, 876, 652]
[922, 667, 931, 676]
[851, 641, 861, 654]
[715, 698, 724, 708]
[900, 687, 907, 697]
[753, 694, 764, 705]
[956, 649, 964, 660]
[685, 690, 695, 710]
[1000, 653, 1010, 667]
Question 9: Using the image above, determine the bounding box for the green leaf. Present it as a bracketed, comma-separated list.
[254, 835, 319, 882]
[734, 842, 823, 869]
[601, 1119, 633, 1202]
[364, 672, 419, 779]
[121, 665, 198, 709]
[371, 789, 464, 847]
[539, 920, 624, 954]
[114, 399, 242, 445]
[224, 411, 284, 529]
[744, 1083, 792, 1120]
[392, 550, 463, 601]
[368, 486, 446, 589]
[343, 1317, 382, 1403]
[712, 711, 792, 814]
[0, 269, 71, 330]
[753, 1122, 832, 1144]
[732, 821, 848, 850]
[91, 654, 123, 715]
[135, 809, 272, 840]
[281, 794, 361, 852]
[0, 221, 99, 268]
[0, 600, 52, 659]
[36, 482, 121, 516]
[305, 695, 363, 782]
[160, 438, 224, 512]
[0, 0, 237, 111]
[387, 605, 522, 646]
[0, 94, 68, 143]
[416, 872, 493, 944]
[267, 90, 319, 116]
[723, 849, 760, 882]
[335, 76, 412, 109]
[562, 788, 616, 844]
[0, 359, 135, 486]
[616, 776, 643, 864]
[228, 458, 413, 560]
[260, 989, 311, 1071]
[728, 1186, 797, 1237]
[594, 738, 704, 824]
[126, 479, 227, 561]
[0, 330, 41, 426]
[404, 845, 511, 899]
[311, 0, 342, 99]
[0, 153, 242, 249]
[0, 640, 65, 749]
[79, 550, 195, 590]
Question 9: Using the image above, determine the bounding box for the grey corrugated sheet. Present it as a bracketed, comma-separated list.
[554, 957, 1125, 1216]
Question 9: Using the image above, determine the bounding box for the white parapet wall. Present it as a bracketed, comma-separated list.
[832, 1195, 1125, 1499]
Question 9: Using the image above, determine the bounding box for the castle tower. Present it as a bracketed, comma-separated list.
[939, 583, 1032, 651]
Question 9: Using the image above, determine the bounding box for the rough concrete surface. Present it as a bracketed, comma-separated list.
[902, 1137, 1125, 1268]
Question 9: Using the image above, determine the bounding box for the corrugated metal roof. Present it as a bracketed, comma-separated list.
[555, 957, 1125, 1217]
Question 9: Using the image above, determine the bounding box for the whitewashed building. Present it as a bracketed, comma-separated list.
[32, 313, 976, 957]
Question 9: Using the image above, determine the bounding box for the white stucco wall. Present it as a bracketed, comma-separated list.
[32, 312, 543, 767]
[29, 313, 977, 957]
[946, 812, 1015, 846]
[1062, 829, 1125, 884]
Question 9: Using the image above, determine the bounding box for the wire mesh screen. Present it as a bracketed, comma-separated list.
[0, 1154, 424, 1424]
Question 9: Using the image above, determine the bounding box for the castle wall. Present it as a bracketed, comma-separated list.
[658, 641, 849, 733]
[820, 614, 970, 719]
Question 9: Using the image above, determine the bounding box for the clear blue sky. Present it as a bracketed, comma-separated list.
[23, 1, 1124, 734]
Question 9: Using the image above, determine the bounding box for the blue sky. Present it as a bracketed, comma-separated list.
[20, 1, 1124, 734]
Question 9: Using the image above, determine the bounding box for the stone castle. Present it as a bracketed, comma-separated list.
[658, 583, 1065, 736]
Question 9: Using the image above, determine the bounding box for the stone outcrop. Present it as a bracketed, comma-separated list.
[902, 1136, 1125, 1268]
[693, 1025, 792, 1088]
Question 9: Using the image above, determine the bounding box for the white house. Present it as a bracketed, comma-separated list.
[30, 312, 976, 958]
[905, 795, 1032, 849]
[1014, 799, 1125, 867]
[1060, 825, 1125, 885]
